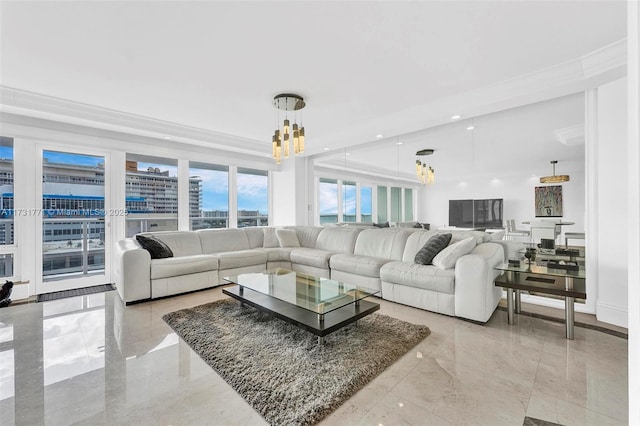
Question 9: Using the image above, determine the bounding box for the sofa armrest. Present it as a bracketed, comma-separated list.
[114, 239, 151, 303]
[454, 242, 504, 322]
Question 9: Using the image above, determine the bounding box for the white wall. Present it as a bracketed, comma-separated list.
[596, 77, 629, 327]
[420, 171, 586, 240]
[270, 160, 297, 226]
[627, 2, 639, 422]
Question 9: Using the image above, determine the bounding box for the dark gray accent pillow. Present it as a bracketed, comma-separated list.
[414, 233, 452, 265]
[413, 222, 422, 228]
[422, 223, 431, 230]
[373, 221, 390, 228]
[136, 235, 174, 259]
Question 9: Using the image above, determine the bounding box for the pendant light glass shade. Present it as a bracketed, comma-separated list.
[272, 94, 306, 162]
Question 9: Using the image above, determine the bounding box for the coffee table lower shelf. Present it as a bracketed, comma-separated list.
[223, 285, 380, 345]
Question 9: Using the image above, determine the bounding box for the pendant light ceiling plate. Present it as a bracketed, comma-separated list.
[416, 149, 435, 156]
[273, 94, 306, 111]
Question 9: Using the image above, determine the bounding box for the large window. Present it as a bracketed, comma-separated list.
[0, 137, 13, 278]
[237, 168, 268, 227]
[404, 188, 414, 221]
[360, 186, 372, 222]
[319, 178, 338, 224]
[390, 187, 401, 223]
[125, 155, 178, 237]
[342, 181, 356, 223]
[377, 186, 388, 223]
[189, 162, 229, 230]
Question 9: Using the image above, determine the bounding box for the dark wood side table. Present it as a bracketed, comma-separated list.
[494, 263, 586, 339]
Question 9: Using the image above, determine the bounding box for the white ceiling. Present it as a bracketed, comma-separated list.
[318, 92, 586, 182]
[0, 1, 627, 173]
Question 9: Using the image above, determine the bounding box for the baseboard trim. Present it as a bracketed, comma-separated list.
[596, 302, 628, 328]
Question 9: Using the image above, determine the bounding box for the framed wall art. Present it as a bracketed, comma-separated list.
[535, 185, 563, 217]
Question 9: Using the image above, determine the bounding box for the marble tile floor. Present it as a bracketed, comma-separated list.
[0, 287, 628, 426]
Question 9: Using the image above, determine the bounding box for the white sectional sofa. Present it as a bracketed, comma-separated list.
[114, 226, 506, 322]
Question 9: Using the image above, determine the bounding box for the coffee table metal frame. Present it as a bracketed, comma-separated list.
[494, 262, 586, 339]
[223, 269, 380, 345]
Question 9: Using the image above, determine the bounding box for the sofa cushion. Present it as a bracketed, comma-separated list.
[380, 261, 455, 294]
[414, 233, 452, 265]
[354, 229, 413, 260]
[217, 249, 267, 270]
[290, 248, 334, 269]
[263, 228, 280, 248]
[151, 255, 219, 279]
[243, 227, 265, 248]
[330, 254, 392, 278]
[259, 247, 295, 262]
[315, 227, 362, 253]
[136, 234, 173, 259]
[197, 229, 251, 254]
[276, 229, 300, 247]
[145, 231, 203, 257]
[432, 237, 476, 269]
[284, 226, 324, 248]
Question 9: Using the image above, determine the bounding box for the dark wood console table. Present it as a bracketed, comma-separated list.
[494, 262, 586, 339]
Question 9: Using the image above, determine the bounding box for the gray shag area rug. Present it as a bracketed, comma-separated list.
[163, 299, 430, 426]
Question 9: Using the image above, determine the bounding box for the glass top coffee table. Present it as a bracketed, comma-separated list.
[494, 262, 586, 339]
[222, 268, 380, 344]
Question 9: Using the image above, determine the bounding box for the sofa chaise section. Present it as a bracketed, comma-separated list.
[380, 230, 504, 322]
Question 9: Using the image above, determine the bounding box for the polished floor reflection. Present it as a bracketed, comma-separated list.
[0, 288, 628, 425]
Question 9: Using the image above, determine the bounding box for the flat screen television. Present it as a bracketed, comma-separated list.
[449, 199, 503, 229]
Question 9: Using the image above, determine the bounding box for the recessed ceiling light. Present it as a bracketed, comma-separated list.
[345, 152, 351, 156]
[451, 115, 461, 120]
[163, 136, 171, 139]
[466, 126, 475, 131]
[324, 147, 330, 151]
[396, 142, 403, 145]
[376, 134, 384, 138]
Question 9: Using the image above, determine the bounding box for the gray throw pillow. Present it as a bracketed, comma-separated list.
[373, 221, 390, 228]
[136, 235, 174, 259]
[414, 233, 452, 265]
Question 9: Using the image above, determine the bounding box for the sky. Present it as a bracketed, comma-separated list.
[318, 182, 372, 216]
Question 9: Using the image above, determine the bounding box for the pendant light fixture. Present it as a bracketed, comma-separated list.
[540, 160, 570, 183]
[415, 149, 435, 185]
[272, 94, 306, 163]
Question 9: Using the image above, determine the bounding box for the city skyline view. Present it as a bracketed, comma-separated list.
[0, 148, 269, 215]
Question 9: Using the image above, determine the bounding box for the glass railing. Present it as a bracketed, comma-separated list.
[0, 218, 14, 245]
[125, 214, 178, 237]
[190, 217, 228, 230]
[237, 215, 269, 227]
[43, 218, 105, 279]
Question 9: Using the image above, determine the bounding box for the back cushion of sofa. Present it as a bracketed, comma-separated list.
[354, 229, 414, 260]
[144, 231, 203, 257]
[284, 226, 323, 248]
[315, 227, 362, 253]
[243, 227, 265, 248]
[402, 230, 438, 262]
[197, 229, 251, 254]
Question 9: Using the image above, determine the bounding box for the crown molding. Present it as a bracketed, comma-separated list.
[581, 38, 627, 79]
[0, 86, 271, 156]
[315, 159, 420, 187]
[554, 124, 585, 146]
